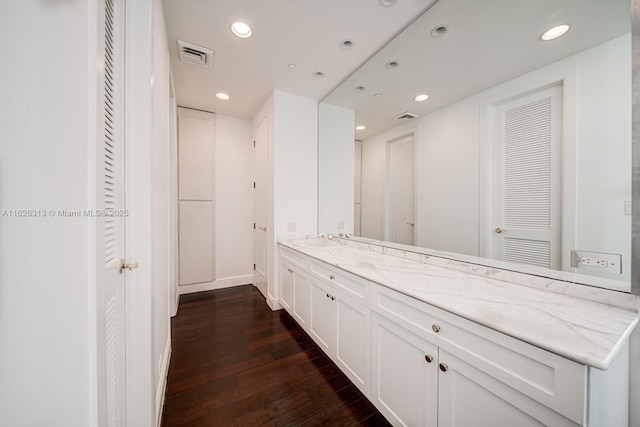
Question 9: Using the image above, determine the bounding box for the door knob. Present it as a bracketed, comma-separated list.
[494, 227, 507, 234]
[406, 221, 415, 227]
[119, 259, 139, 274]
[258, 226, 267, 231]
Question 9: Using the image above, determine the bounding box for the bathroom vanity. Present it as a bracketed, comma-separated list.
[278, 236, 638, 427]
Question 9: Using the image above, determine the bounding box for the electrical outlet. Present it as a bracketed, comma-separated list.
[570, 250, 622, 274]
[287, 222, 297, 232]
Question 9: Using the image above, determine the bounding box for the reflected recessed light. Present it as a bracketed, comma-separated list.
[313, 71, 325, 78]
[540, 24, 570, 41]
[431, 25, 448, 38]
[356, 125, 366, 131]
[288, 63, 296, 70]
[354, 86, 366, 93]
[414, 94, 429, 102]
[216, 92, 230, 100]
[340, 39, 354, 50]
[374, 93, 383, 98]
[231, 22, 253, 38]
[385, 60, 399, 70]
[379, 0, 397, 6]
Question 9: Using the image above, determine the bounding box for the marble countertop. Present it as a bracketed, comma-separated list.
[279, 237, 639, 369]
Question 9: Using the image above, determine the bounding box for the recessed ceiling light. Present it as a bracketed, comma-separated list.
[356, 125, 366, 130]
[540, 24, 570, 41]
[313, 71, 324, 79]
[288, 63, 296, 70]
[385, 61, 399, 70]
[216, 92, 230, 100]
[340, 39, 354, 50]
[231, 22, 253, 39]
[354, 86, 366, 93]
[414, 94, 429, 102]
[431, 25, 448, 38]
[374, 93, 383, 98]
[379, 0, 397, 6]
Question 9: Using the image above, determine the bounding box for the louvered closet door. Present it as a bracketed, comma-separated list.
[492, 85, 562, 269]
[96, 0, 127, 425]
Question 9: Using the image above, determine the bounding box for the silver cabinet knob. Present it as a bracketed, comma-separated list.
[432, 324, 440, 333]
[425, 354, 433, 363]
[119, 259, 139, 274]
[330, 295, 336, 301]
[326, 293, 330, 298]
[287, 268, 293, 273]
[329, 275, 335, 280]
[494, 227, 507, 234]
[439, 363, 448, 372]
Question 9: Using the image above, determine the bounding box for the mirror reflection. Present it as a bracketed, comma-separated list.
[319, 0, 631, 289]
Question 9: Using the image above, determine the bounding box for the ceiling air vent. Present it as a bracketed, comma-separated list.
[394, 111, 420, 121]
[177, 40, 214, 68]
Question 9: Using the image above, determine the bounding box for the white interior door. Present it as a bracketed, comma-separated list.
[253, 117, 268, 297]
[96, 0, 127, 424]
[492, 85, 562, 269]
[388, 135, 415, 245]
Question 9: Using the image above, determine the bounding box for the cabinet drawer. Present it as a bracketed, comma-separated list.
[372, 285, 586, 425]
[280, 246, 307, 270]
[310, 260, 369, 304]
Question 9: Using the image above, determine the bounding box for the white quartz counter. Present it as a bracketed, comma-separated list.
[279, 237, 639, 369]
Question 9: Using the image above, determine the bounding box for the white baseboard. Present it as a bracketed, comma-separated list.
[178, 275, 253, 295]
[156, 333, 172, 427]
[266, 295, 282, 311]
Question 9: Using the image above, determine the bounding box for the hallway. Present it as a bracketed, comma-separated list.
[161, 285, 390, 426]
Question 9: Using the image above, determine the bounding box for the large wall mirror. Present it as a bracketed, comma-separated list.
[318, 0, 633, 292]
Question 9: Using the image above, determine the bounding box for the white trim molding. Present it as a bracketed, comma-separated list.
[178, 275, 253, 295]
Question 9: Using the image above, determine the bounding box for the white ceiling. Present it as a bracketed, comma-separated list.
[324, 0, 631, 140]
[163, 0, 436, 120]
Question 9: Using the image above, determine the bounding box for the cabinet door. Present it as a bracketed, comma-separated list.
[334, 291, 371, 396]
[292, 270, 311, 330]
[372, 314, 438, 427]
[438, 349, 578, 427]
[309, 278, 334, 354]
[279, 261, 293, 312]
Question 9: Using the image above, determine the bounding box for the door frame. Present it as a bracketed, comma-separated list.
[384, 131, 419, 245]
[479, 66, 578, 273]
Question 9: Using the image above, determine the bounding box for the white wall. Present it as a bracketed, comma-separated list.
[360, 34, 632, 279]
[318, 103, 355, 234]
[176, 112, 254, 295]
[151, 0, 172, 420]
[0, 2, 93, 425]
[254, 90, 318, 309]
[272, 90, 319, 302]
[214, 115, 254, 282]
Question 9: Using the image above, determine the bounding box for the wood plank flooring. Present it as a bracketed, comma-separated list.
[161, 285, 391, 426]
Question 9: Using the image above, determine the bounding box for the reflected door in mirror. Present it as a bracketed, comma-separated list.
[492, 85, 563, 269]
[389, 135, 415, 245]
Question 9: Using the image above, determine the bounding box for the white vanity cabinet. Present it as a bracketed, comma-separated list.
[308, 261, 372, 396]
[277, 243, 631, 427]
[279, 247, 311, 329]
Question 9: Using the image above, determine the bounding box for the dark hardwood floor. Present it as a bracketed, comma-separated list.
[161, 284, 391, 426]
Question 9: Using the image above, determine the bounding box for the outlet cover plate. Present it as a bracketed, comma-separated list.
[570, 250, 622, 274]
